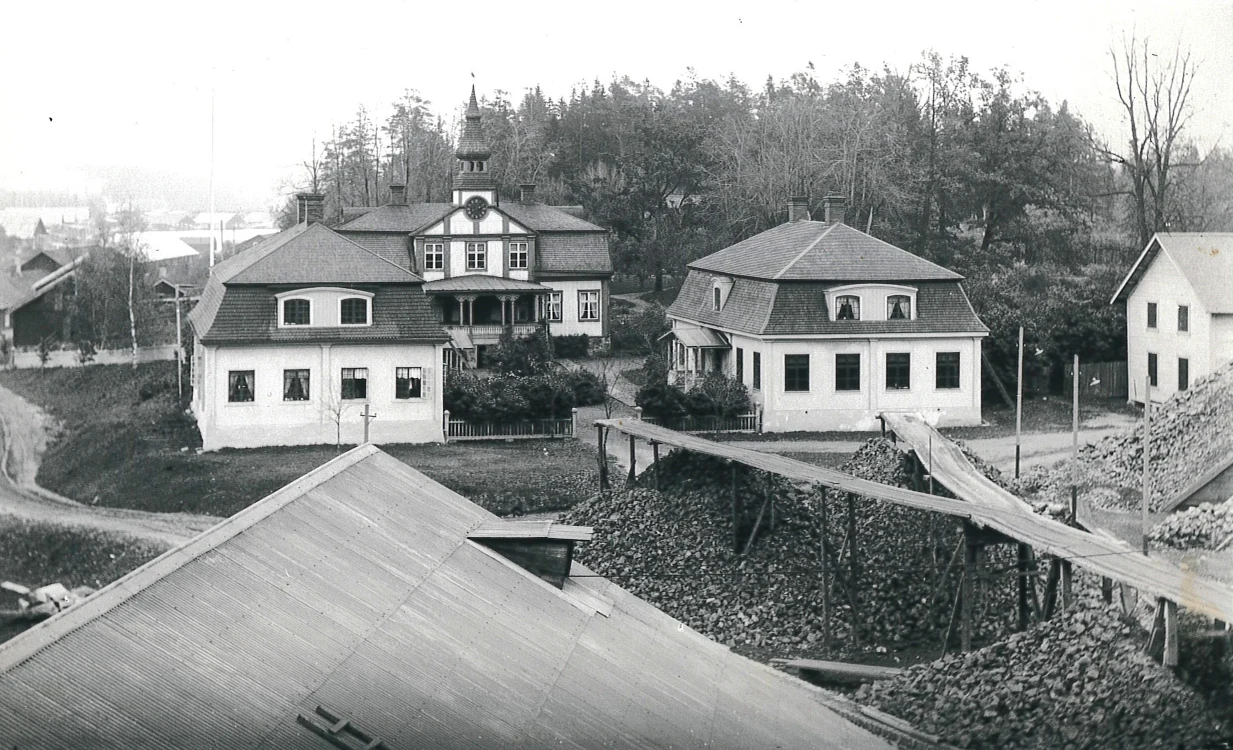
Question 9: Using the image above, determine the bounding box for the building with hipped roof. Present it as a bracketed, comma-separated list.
[666, 196, 988, 432]
[0, 444, 895, 749]
[1111, 232, 1233, 403]
[188, 196, 448, 450]
[335, 87, 613, 367]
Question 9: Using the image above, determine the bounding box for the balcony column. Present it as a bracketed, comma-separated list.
[457, 297, 465, 325]
[498, 295, 515, 327]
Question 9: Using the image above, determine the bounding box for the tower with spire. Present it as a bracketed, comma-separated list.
[452, 86, 497, 211]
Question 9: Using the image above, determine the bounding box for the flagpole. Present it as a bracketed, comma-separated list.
[209, 85, 216, 267]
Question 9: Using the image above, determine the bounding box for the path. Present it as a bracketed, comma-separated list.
[0, 385, 219, 547]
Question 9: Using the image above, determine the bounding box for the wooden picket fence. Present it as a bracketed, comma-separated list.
[641, 412, 759, 434]
[444, 409, 576, 441]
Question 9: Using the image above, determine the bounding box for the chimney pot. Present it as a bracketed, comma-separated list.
[520, 184, 537, 203]
[296, 192, 326, 225]
[389, 184, 407, 206]
[823, 195, 846, 225]
[787, 196, 810, 223]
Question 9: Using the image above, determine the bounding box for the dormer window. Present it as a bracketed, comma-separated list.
[340, 297, 369, 326]
[283, 298, 311, 326]
[835, 295, 860, 321]
[887, 295, 911, 320]
[713, 287, 722, 311]
[712, 276, 733, 312]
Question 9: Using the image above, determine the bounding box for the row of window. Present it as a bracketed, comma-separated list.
[833, 294, 912, 321]
[424, 242, 530, 272]
[227, 367, 425, 403]
[538, 291, 600, 322]
[282, 297, 369, 327]
[734, 350, 961, 393]
[1146, 302, 1189, 332]
[1146, 353, 1189, 391]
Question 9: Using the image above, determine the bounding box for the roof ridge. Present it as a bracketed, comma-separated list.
[0, 444, 383, 672]
[772, 222, 834, 280]
[214, 223, 307, 283]
[331, 226, 423, 280]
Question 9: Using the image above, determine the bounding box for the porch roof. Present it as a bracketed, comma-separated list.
[446, 327, 474, 350]
[423, 275, 550, 294]
[660, 326, 730, 348]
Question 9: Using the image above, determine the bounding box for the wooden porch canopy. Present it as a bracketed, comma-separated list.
[659, 326, 729, 348]
[422, 275, 551, 295]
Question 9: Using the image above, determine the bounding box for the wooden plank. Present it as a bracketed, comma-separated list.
[1164, 599, 1179, 667]
[773, 658, 903, 684]
[961, 536, 976, 652]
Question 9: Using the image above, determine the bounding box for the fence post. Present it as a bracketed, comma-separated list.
[635, 406, 642, 420]
[571, 407, 578, 438]
[442, 409, 450, 444]
[756, 404, 763, 434]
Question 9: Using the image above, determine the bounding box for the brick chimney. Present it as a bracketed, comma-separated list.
[520, 184, 537, 203]
[787, 196, 810, 222]
[296, 193, 326, 225]
[388, 184, 407, 206]
[823, 195, 846, 225]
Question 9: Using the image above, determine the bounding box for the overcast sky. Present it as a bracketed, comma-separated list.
[2, 0, 1230, 208]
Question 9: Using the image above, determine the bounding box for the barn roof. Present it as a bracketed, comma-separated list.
[0, 445, 890, 749]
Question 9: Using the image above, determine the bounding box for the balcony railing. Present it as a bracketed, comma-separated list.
[445, 323, 541, 344]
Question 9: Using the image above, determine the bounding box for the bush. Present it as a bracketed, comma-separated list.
[553, 334, 590, 359]
[635, 356, 687, 418]
[445, 368, 600, 421]
[567, 369, 605, 406]
[686, 373, 752, 418]
[488, 329, 552, 376]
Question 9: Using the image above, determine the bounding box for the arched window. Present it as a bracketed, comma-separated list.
[887, 295, 911, 320]
[340, 297, 369, 325]
[713, 286, 722, 311]
[835, 295, 860, 321]
[283, 298, 310, 326]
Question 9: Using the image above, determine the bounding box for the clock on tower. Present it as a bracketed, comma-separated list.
[464, 196, 489, 220]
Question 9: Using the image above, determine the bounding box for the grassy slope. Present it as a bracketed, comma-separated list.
[0, 363, 599, 518]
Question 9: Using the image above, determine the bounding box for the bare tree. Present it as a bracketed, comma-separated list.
[1103, 34, 1200, 249]
[321, 391, 349, 451]
[113, 204, 148, 369]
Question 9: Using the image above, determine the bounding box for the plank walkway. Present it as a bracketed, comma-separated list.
[596, 416, 1233, 623]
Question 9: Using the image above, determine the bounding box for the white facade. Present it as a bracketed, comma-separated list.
[672, 320, 983, 432]
[542, 279, 607, 339]
[193, 341, 444, 450]
[1124, 251, 1232, 403]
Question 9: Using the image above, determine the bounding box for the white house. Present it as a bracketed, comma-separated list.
[188, 198, 447, 450]
[335, 88, 613, 367]
[665, 197, 988, 433]
[1111, 232, 1233, 403]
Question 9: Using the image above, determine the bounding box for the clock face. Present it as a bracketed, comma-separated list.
[464, 196, 489, 220]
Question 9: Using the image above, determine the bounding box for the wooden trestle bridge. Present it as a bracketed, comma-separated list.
[595, 414, 1233, 666]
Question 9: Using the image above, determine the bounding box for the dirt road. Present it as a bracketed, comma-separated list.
[0, 385, 218, 547]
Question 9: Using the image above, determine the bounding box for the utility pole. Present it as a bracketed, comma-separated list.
[362, 404, 377, 444]
[1070, 354, 1079, 525]
[175, 285, 183, 399]
[1015, 326, 1024, 478]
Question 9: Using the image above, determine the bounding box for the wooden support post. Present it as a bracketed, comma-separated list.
[769, 488, 776, 533]
[1017, 543, 1031, 631]
[628, 434, 637, 484]
[961, 528, 976, 652]
[1146, 598, 1167, 659]
[819, 488, 830, 652]
[912, 453, 923, 492]
[1143, 375, 1152, 556]
[1101, 577, 1113, 604]
[596, 424, 608, 493]
[1042, 558, 1061, 620]
[1163, 599, 1179, 667]
[943, 570, 964, 658]
[1070, 354, 1080, 525]
[731, 464, 739, 553]
[848, 492, 860, 646]
[1015, 325, 1024, 479]
[743, 494, 771, 555]
[651, 441, 660, 491]
[1060, 560, 1073, 611]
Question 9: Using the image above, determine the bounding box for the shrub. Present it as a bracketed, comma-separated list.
[686, 373, 751, 418]
[567, 369, 605, 406]
[635, 357, 687, 418]
[488, 329, 552, 376]
[553, 334, 590, 359]
[445, 368, 601, 421]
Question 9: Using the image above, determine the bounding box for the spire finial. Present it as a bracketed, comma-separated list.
[466, 83, 480, 119]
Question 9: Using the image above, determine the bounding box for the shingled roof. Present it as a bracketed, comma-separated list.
[691, 221, 962, 282]
[0, 445, 891, 749]
[216, 222, 420, 285]
[1111, 232, 1233, 314]
[670, 272, 988, 336]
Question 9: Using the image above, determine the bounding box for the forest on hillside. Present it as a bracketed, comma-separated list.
[283, 40, 1233, 393]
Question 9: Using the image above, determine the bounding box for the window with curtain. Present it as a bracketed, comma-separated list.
[579, 290, 600, 321]
[835, 295, 860, 321]
[544, 292, 562, 322]
[396, 367, 422, 399]
[228, 370, 255, 402]
[887, 295, 911, 320]
[341, 368, 368, 399]
[283, 369, 310, 401]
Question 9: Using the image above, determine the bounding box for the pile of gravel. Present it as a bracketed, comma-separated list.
[1150, 498, 1233, 550]
[856, 596, 1228, 749]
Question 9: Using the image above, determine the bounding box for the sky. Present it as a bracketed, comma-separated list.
[1, 0, 1230, 209]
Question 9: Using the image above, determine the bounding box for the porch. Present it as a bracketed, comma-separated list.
[662, 326, 730, 388]
[425, 275, 554, 367]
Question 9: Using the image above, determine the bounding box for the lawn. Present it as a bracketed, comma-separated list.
[0, 516, 168, 643]
[0, 363, 600, 518]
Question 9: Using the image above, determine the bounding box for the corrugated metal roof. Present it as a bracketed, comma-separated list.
[0, 445, 892, 749]
[423, 275, 550, 293]
[691, 221, 962, 282]
[1111, 232, 1233, 313]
